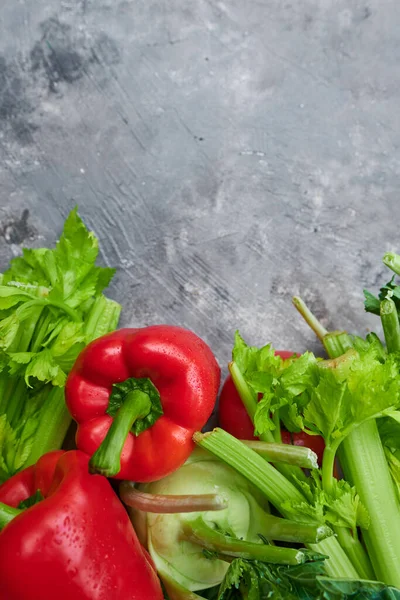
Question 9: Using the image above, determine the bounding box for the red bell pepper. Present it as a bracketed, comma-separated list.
[66, 325, 220, 482]
[218, 350, 326, 465]
[0, 450, 163, 600]
[0, 450, 64, 508]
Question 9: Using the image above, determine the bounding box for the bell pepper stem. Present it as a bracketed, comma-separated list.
[181, 517, 320, 565]
[0, 502, 22, 530]
[89, 390, 151, 477]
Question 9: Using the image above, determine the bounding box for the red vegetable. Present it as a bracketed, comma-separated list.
[0, 450, 64, 507]
[66, 326, 220, 482]
[218, 350, 326, 465]
[0, 450, 163, 600]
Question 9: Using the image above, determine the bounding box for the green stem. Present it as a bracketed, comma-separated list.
[228, 362, 259, 426]
[182, 518, 313, 565]
[0, 375, 18, 415]
[243, 440, 318, 469]
[321, 443, 338, 495]
[229, 362, 307, 484]
[29, 310, 54, 353]
[84, 295, 121, 342]
[7, 379, 29, 428]
[339, 420, 400, 586]
[45, 299, 81, 322]
[272, 410, 282, 443]
[334, 527, 375, 581]
[25, 386, 71, 468]
[320, 440, 373, 577]
[89, 390, 151, 477]
[251, 511, 332, 544]
[323, 331, 353, 358]
[292, 296, 328, 341]
[0, 502, 22, 530]
[383, 252, 400, 276]
[294, 312, 380, 580]
[194, 429, 305, 508]
[380, 298, 400, 353]
[0, 373, 8, 414]
[0, 307, 43, 416]
[194, 429, 359, 578]
[307, 535, 359, 579]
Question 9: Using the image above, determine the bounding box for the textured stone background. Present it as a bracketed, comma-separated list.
[0, 0, 398, 374]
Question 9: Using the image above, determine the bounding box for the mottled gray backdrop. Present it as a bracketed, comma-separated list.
[0, 1, 398, 377]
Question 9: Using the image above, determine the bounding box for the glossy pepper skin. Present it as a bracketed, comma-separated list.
[0, 450, 163, 600]
[66, 326, 220, 482]
[218, 350, 326, 465]
[0, 450, 64, 507]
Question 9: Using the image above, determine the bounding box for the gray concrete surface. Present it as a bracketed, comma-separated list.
[0, 0, 398, 374]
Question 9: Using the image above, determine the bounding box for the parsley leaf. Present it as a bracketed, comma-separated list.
[217, 558, 400, 599]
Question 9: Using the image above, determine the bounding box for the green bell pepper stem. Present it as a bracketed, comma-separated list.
[89, 390, 151, 477]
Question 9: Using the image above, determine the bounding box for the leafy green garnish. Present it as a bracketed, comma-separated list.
[281, 470, 369, 531]
[0, 208, 121, 482]
[217, 559, 400, 599]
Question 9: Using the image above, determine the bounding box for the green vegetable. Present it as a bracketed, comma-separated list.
[293, 291, 400, 587]
[0, 208, 121, 481]
[194, 429, 358, 580]
[128, 450, 328, 593]
[215, 559, 400, 600]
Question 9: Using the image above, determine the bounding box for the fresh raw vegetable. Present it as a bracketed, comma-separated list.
[212, 559, 400, 600]
[191, 251, 400, 593]
[0, 208, 121, 482]
[125, 449, 329, 594]
[218, 371, 326, 464]
[2, 206, 400, 600]
[218, 350, 294, 440]
[292, 292, 400, 587]
[0, 450, 163, 600]
[0, 449, 64, 507]
[65, 326, 220, 481]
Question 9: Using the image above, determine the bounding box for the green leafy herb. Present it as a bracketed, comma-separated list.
[217, 558, 400, 600]
[0, 208, 121, 482]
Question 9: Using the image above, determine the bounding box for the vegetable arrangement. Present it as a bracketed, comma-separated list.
[0, 208, 400, 599]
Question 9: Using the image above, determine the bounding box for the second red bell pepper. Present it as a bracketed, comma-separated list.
[66, 325, 220, 482]
[0, 450, 163, 600]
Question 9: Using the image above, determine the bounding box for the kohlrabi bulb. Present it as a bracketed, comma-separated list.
[129, 450, 271, 592]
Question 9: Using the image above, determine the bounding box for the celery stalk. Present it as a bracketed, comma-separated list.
[339, 422, 400, 586]
[194, 429, 359, 578]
